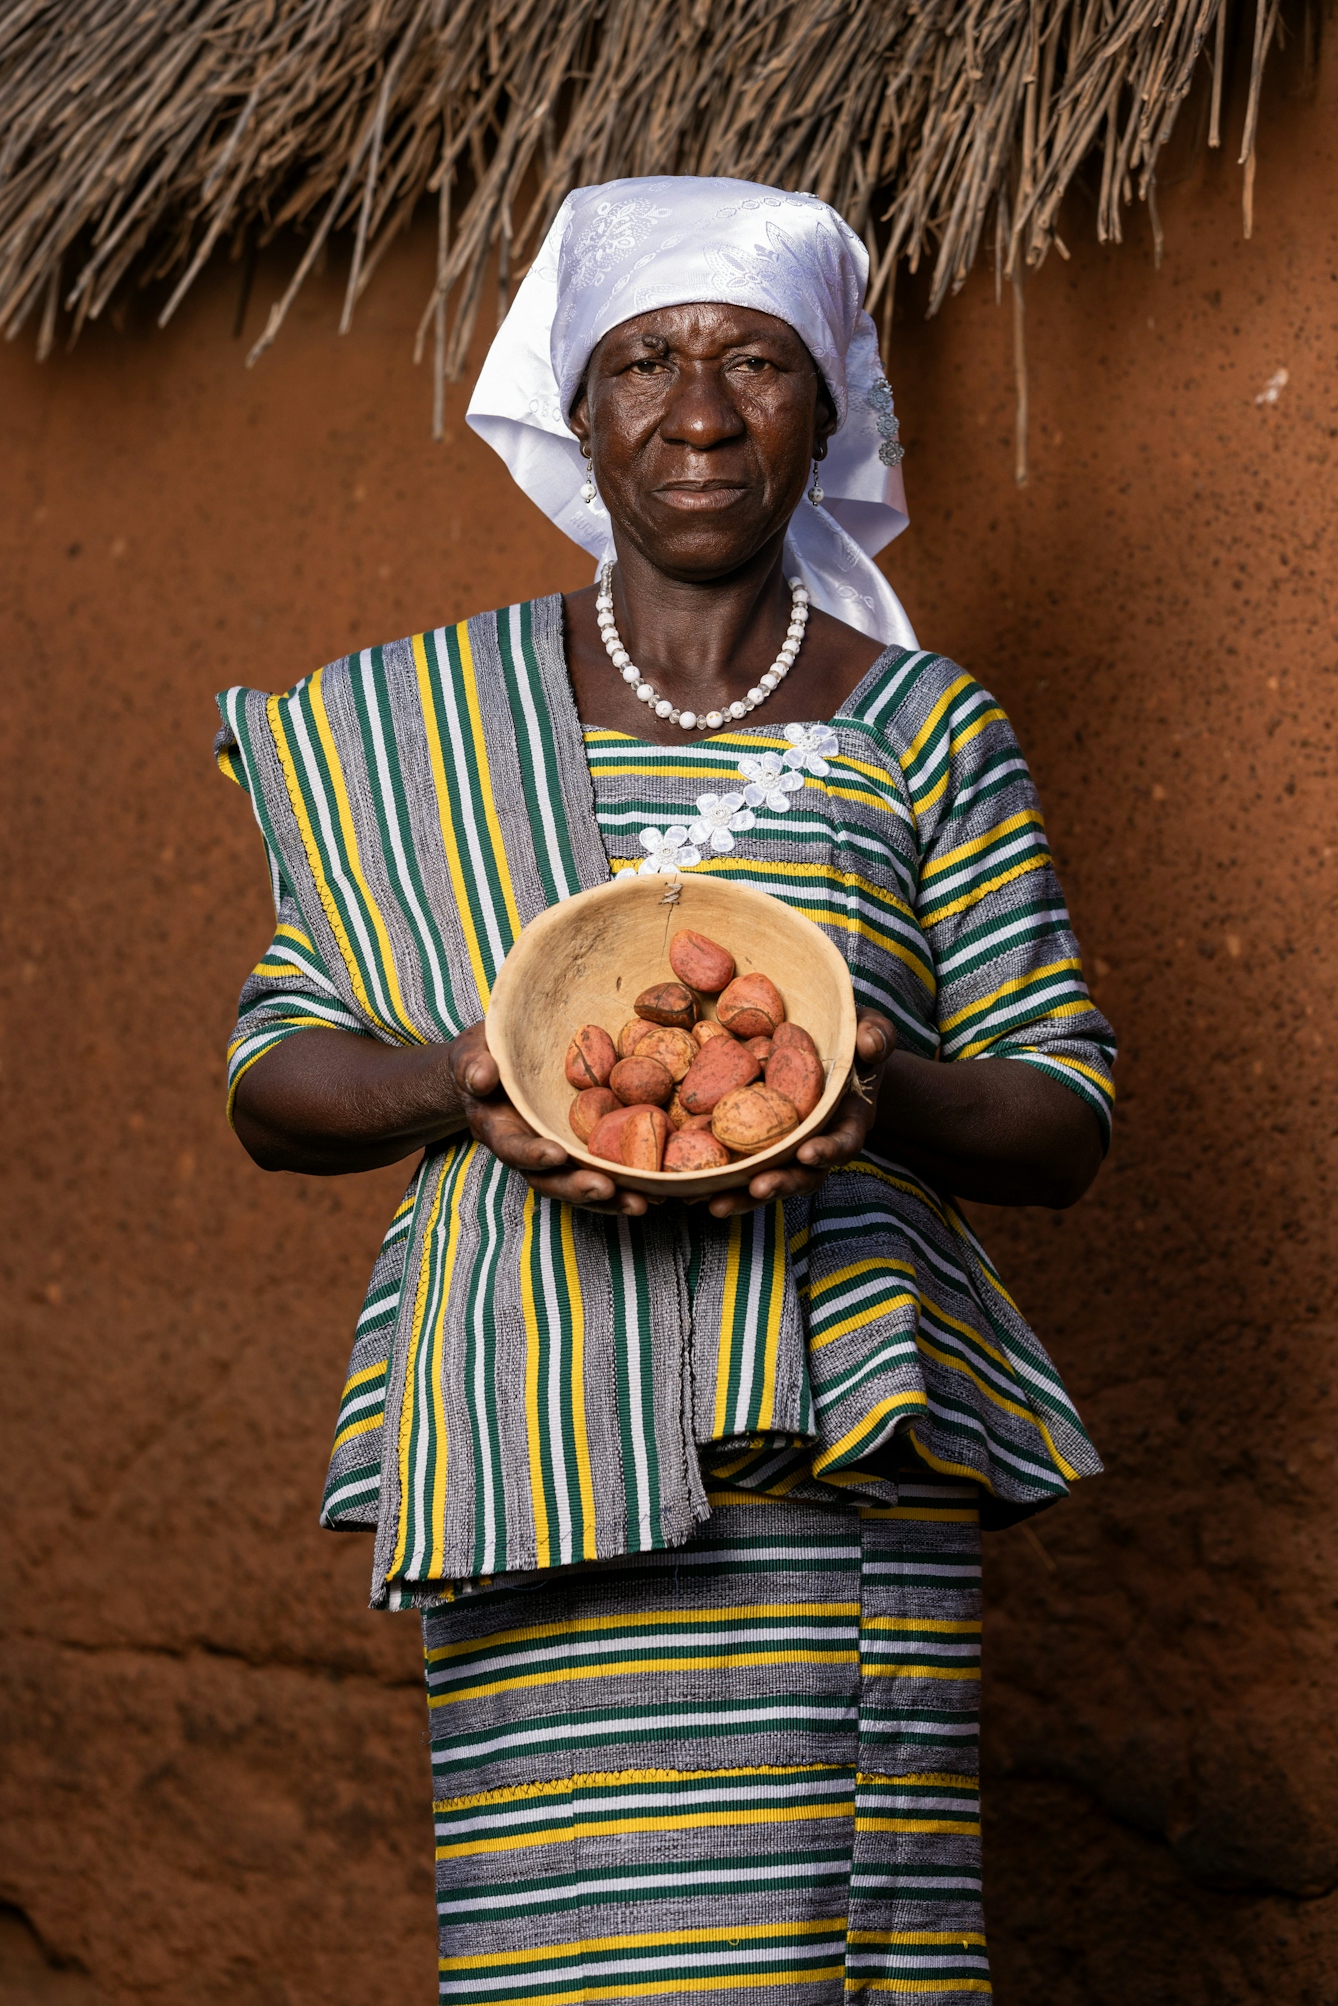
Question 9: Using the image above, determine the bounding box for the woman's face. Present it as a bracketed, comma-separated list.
[568, 302, 836, 583]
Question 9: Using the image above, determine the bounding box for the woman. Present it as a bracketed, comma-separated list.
[218, 178, 1113, 2004]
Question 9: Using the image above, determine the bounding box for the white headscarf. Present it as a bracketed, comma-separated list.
[467, 176, 915, 648]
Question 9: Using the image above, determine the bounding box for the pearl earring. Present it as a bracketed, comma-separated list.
[807, 460, 824, 507]
[580, 446, 597, 507]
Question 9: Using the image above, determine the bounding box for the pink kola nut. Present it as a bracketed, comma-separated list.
[668, 928, 737, 995]
[716, 972, 785, 1040]
[633, 982, 698, 1029]
[692, 1019, 734, 1048]
[586, 1105, 642, 1162]
[745, 1037, 775, 1063]
[621, 1105, 669, 1170]
[610, 1055, 675, 1106]
[663, 1128, 732, 1172]
[565, 1023, 617, 1089]
[678, 1037, 762, 1117]
[772, 1021, 819, 1059]
[765, 1043, 825, 1120]
[569, 1086, 619, 1142]
[711, 1084, 801, 1154]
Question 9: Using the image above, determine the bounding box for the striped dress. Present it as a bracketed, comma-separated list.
[216, 600, 1115, 2001]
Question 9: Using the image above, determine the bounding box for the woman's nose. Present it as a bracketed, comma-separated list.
[658, 364, 745, 450]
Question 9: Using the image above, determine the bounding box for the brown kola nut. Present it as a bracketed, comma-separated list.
[586, 1105, 642, 1162]
[765, 1043, 825, 1120]
[668, 928, 736, 995]
[716, 972, 785, 1040]
[570, 1087, 619, 1142]
[621, 1105, 669, 1171]
[692, 1019, 733, 1047]
[663, 1128, 732, 1173]
[745, 1037, 775, 1063]
[565, 1023, 617, 1089]
[678, 1037, 762, 1116]
[634, 982, 698, 1030]
[609, 1055, 674, 1106]
[711, 1084, 801, 1154]
[772, 1021, 819, 1059]
[631, 1025, 697, 1081]
[617, 1017, 654, 1059]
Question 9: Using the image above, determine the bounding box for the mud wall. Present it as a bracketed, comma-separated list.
[1, 41, 1335, 2006]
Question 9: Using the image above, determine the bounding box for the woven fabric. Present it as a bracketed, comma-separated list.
[216, 602, 1112, 1602]
[423, 1483, 988, 2005]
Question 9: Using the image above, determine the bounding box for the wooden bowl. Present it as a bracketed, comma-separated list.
[487, 873, 857, 1198]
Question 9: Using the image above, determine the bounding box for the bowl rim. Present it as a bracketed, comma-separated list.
[486, 873, 858, 1194]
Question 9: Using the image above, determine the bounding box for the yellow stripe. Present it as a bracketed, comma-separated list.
[273, 921, 314, 948]
[863, 1616, 980, 1634]
[900, 673, 975, 770]
[855, 1816, 982, 1833]
[854, 1973, 990, 1989]
[438, 1972, 848, 2005]
[307, 667, 416, 1038]
[520, 1192, 552, 1568]
[920, 805, 1042, 883]
[955, 995, 1093, 1059]
[755, 1203, 786, 1431]
[1020, 1050, 1114, 1093]
[560, 1204, 598, 1561]
[456, 620, 522, 945]
[433, 1764, 847, 1813]
[340, 1360, 389, 1397]
[712, 1218, 744, 1437]
[809, 1292, 918, 1352]
[426, 1602, 860, 1661]
[861, 1666, 981, 1682]
[939, 957, 1083, 1035]
[412, 630, 490, 1005]
[266, 694, 393, 1033]
[849, 1931, 986, 1946]
[921, 852, 1049, 923]
[332, 1411, 384, 1451]
[425, 1158, 470, 1578]
[429, 1651, 859, 1706]
[435, 1799, 853, 1856]
[811, 1392, 928, 1472]
[390, 1155, 453, 1580]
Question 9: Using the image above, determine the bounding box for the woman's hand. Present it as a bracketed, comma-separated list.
[704, 1010, 897, 1220]
[450, 1024, 651, 1217]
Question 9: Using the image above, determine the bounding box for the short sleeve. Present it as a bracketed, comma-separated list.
[908, 672, 1116, 1147]
[226, 883, 370, 1120]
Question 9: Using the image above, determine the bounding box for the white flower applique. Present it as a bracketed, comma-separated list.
[737, 750, 805, 815]
[782, 723, 841, 777]
[638, 826, 701, 875]
[686, 792, 756, 855]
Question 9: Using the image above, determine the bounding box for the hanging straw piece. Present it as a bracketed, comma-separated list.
[0, 0, 1275, 373]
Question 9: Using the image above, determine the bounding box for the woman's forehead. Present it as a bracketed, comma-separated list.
[593, 302, 810, 362]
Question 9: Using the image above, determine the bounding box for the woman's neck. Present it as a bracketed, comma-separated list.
[563, 535, 885, 743]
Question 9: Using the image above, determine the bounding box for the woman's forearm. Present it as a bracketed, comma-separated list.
[870, 1051, 1104, 1208]
[232, 1028, 467, 1175]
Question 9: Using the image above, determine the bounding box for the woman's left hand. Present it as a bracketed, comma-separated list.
[705, 1009, 896, 1220]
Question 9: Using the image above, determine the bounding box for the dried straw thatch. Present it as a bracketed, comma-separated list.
[0, 0, 1292, 426]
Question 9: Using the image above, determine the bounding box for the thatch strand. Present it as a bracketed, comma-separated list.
[0, 0, 1274, 415]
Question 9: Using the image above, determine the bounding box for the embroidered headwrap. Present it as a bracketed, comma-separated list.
[467, 175, 915, 647]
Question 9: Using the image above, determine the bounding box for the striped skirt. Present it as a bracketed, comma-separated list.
[422, 1480, 988, 2003]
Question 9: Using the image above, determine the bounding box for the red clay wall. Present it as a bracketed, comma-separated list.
[1, 44, 1335, 2006]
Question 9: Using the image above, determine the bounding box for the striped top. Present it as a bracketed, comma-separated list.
[217, 598, 1114, 1606]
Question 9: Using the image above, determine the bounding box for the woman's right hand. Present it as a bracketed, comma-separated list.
[449, 1024, 651, 1217]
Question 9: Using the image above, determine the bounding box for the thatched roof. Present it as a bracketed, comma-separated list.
[2, 0, 1281, 417]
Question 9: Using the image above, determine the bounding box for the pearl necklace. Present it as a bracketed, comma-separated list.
[596, 562, 810, 732]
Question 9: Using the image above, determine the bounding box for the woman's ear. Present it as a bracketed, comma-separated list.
[568, 379, 591, 450]
[813, 382, 838, 463]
